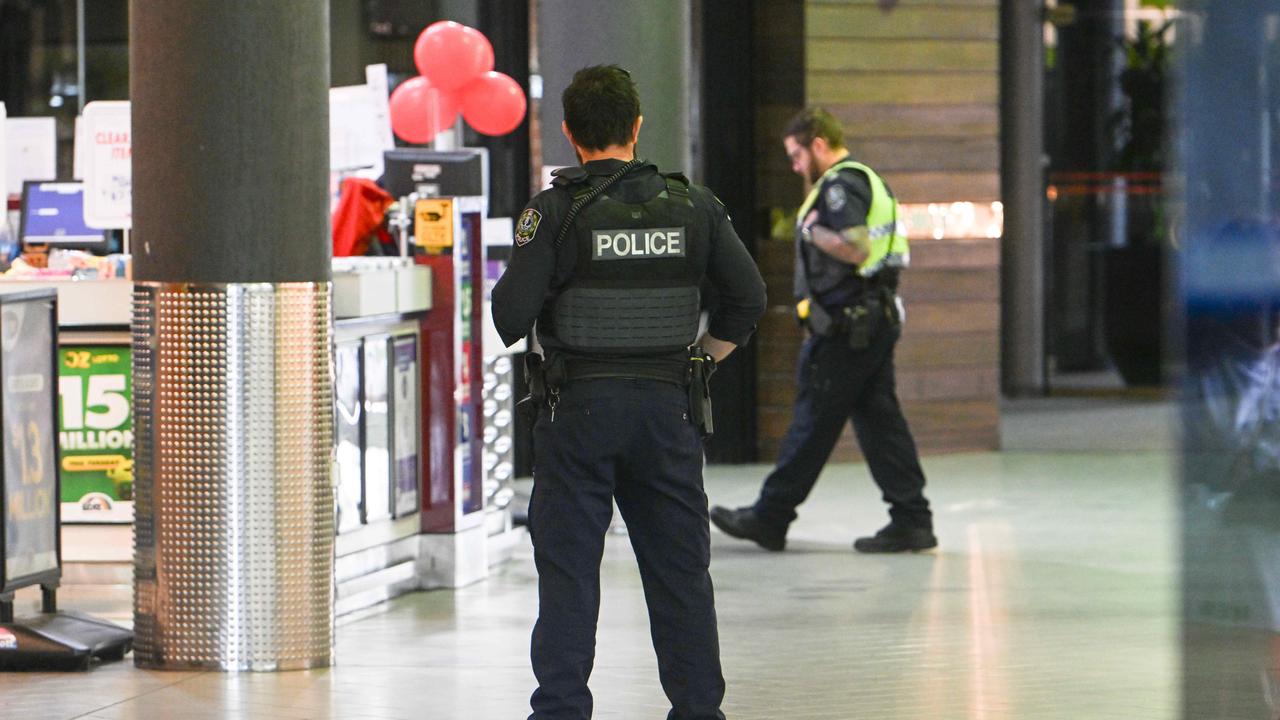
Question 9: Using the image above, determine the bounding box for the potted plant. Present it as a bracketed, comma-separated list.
[1102, 18, 1173, 386]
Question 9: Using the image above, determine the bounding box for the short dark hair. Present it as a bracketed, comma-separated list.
[782, 107, 845, 149]
[562, 65, 641, 151]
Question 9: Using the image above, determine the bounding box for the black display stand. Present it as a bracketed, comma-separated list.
[0, 592, 132, 671]
[0, 289, 132, 670]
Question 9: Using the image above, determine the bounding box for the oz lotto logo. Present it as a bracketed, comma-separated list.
[57, 347, 133, 505]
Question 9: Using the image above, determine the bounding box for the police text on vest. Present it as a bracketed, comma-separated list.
[593, 227, 687, 260]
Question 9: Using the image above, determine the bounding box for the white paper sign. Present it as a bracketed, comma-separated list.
[328, 65, 396, 180]
[364, 64, 396, 163]
[0, 103, 7, 203]
[4, 117, 57, 196]
[80, 101, 131, 230]
[329, 84, 383, 176]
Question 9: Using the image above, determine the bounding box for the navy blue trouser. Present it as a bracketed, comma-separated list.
[755, 324, 932, 531]
[528, 378, 726, 720]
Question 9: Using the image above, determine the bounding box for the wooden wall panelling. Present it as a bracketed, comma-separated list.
[753, 0, 1002, 460]
[827, 103, 1000, 138]
[808, 72, 999, 105]
[808, 38, 998, 72]
[809, 0, 997, 7]
[882, 172, 1001, 202]
[896, 332, 1000, 367]
[898, 267, 1000, 302]
[806, 5, 998, 40]
[845, 137, 999, 173]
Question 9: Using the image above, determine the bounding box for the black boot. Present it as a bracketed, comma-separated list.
[853, 523, 937, 553]
[709, 505, 786, 551]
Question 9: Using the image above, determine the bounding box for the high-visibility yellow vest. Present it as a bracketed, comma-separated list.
[797, 159, 909, 278]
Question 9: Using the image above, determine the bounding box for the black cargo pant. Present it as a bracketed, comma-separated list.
[528, 378, 726, 720]
[754, 323, 932, 531]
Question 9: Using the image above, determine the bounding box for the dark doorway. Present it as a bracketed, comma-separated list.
[699, 0, 758, 463]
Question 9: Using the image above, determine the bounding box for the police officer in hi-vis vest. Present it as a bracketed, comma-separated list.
[711, 107, 937, 555]
[492, 65, 765, 720]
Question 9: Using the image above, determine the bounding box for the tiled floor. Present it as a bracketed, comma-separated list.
[0, 398, 1180, 719]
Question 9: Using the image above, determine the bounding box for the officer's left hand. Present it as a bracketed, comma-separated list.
[802, 209, 819, 231]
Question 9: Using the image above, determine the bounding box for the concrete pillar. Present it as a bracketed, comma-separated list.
[129, 0, 334, 670]
[1000, 0, 1047, 395]
[536, 0, 693, 174]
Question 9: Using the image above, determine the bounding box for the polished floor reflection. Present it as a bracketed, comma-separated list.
[0, 398, 1177, 719]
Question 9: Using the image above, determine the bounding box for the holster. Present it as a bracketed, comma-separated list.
[805, 302, 837, 337]
[523, 349, 715, 438]
[806, 285, 902, 350]
[524, 353, 546, 406]
[843, 303, 873, 349]
[517, 352, 562, 422]
[515, 354, 545, 439]
[688, 348, 717, 439]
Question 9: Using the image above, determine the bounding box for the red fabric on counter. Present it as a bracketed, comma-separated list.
[332, 177, 394, 257]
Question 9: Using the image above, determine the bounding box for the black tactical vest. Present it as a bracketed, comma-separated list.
[541, 173, 702, 358]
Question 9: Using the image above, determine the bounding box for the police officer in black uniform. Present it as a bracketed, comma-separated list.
[710, 107, 936, 554]
[492, 65, 766, 720]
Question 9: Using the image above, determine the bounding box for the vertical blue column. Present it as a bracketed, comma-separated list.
[1181, 1, 1280, 716]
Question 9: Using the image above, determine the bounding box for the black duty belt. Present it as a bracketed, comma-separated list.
[520, 350, 715, 437]
[561, 357, 689, 386]
[806, 286, 901, 349]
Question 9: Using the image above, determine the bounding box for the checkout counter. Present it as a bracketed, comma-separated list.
[3, 243, 522, 619]
[3, 149, 525, 618]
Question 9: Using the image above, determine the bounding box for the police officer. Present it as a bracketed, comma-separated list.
[710, 107, 936, 554]
[492, 65, 765, 720]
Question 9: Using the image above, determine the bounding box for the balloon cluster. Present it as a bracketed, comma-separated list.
[389, 21, 528, 144]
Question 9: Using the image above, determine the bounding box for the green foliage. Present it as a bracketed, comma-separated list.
[1113, 19, 1173, 173]
[1111, 20, 1174, 247]
[770, 206, 798, 242]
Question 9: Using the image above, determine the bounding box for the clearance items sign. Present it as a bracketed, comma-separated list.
[57, 346, 132, 522]
[81, 100, 132, 230]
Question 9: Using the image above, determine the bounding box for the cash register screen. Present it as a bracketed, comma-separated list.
[19, 181, 106, 249]
[382, 148, 485, 200]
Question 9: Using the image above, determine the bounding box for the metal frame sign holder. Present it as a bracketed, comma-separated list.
[0, 289, 132, 670]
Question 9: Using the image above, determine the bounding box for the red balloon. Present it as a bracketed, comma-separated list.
[414, 21, 494, 93]
[461, 72, 527, 136]
[388, 76, 460, 144]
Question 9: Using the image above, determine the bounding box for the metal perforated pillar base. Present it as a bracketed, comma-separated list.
[132, 283, 334, 671]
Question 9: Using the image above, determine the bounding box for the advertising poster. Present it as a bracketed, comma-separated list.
[0, 103, 7, 206]
[334, 341, 364, 533]
[1, 297, 58, 589]
[57, 345, 133, 523]
[391, 335, 420, 518]
[362, 335, 392, 524]
[456, 217, 483, 515]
